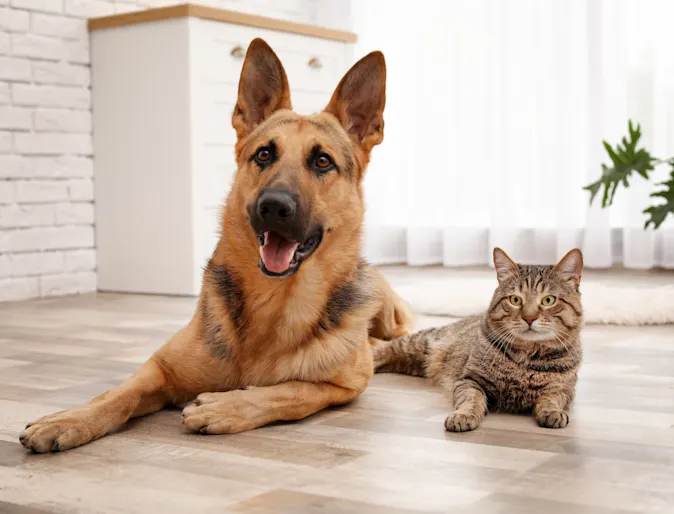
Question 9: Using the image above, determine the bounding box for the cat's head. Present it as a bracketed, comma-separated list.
[486, 248, 583, 343]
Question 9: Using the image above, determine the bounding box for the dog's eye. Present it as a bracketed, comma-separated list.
[313, 153, 334, 172]
[254, 147, 272, 166]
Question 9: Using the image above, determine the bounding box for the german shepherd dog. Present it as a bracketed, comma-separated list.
[20, 39, 413, 453]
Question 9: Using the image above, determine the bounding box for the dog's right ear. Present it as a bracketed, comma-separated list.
[232, 38, 292, 140]
[324, 51, 386, 155]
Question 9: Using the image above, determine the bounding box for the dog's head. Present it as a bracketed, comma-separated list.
[224, 38, 386, 279]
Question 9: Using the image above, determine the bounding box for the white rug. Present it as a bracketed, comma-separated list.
[395, 277, 674, 326]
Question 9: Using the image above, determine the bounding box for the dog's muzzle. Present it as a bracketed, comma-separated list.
[249, 189, 322, 278]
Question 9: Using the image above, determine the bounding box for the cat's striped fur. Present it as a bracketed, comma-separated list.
[374, 248, 583, 432]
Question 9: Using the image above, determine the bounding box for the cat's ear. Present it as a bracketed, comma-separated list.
[493, 248, 519, 283]
[554, 248, 583, 286]
[232, 38, 292, 140]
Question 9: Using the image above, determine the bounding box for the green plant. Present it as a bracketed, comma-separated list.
[584, 120, 674, 229]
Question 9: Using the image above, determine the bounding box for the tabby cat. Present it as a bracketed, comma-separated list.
[373, 248, 583, 431]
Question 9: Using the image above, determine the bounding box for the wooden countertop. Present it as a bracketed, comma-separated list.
[87, 3, 357, 43]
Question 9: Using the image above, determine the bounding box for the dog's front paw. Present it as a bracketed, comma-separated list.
[20, 409, 99, 453]
[536, 409, 569, 429]
[444, 411, 481, 432]
[182, 390, 263, 435]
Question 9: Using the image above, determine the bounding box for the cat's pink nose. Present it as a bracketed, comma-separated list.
[523, 315, 538, 326]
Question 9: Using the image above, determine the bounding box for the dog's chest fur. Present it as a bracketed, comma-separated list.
[200, 259, 378, 386]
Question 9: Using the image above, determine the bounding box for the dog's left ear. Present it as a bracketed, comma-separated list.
[324, 51, 386, 154]
[232, 38, 292, 140]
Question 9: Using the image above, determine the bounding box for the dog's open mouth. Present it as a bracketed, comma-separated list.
[257, 229, 323, 278]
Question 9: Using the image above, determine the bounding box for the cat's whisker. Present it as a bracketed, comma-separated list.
[554, 338, 576, 361]
[550, 331, 582, 362]
[504, 331, 517, 360]
[486, 336, 506, 368]
[485, 325, 517, 368]
[489, 327, 518, 368]
[548, 326, 581, 348]
[560, 339, 582, 362]
[485, 330, 508, 368]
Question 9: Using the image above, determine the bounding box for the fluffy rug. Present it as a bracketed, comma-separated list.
[395, 277, 674, 325]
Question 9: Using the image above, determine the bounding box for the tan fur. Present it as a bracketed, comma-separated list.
[19, 39, 412, 454]
[374, 248, 584, 432]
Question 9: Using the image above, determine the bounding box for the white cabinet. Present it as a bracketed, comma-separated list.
[90, 6, 355, 295]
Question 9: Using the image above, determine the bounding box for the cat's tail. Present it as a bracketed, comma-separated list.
[372, 328, 438, 378]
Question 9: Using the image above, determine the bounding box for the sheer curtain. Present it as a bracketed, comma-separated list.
[353, 0, 674, 269]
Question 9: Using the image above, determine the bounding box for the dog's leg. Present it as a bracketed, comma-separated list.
[20, 312, 238, 453]
[182, 381, 361, 434]
[368, 267, 415, 340]
[19, 357, 172, 453]
[183, 340, 372, 434]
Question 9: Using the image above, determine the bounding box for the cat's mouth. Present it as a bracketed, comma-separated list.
[518, 326, 553, 341]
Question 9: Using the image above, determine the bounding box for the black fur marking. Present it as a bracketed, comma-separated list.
[324, 261, 370, 327]
[200, 293, 233, 360]
[306, 144, 338, 175]
[488, 299, 505, 315]
[307, 261, 373, 342]
[464, 372, 497, 394]
[555, 314, 576, 331]
[250, 139, 277, 170]
[527, 360, 575, 373]
[528, 380, 549, 391]
[343, 151, 355, 178]
[549, 304, 565, 315]
[207, 261, 246, 339]
[560, 298, 582, 317]
[536, 347, 569, 361]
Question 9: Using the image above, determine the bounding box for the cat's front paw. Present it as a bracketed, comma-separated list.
[444, 411, 480, 432]
[536, 409, 569, 429]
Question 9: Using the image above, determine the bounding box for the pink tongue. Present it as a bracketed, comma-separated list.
[260, 232, 300, 274]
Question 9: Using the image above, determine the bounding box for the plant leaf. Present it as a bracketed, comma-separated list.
[585, 121, 657, 207]
[644, 166, 674, 229]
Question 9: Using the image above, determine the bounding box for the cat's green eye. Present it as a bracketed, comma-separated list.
[509, 295, 522, 306]
[541, 295, 557, 306]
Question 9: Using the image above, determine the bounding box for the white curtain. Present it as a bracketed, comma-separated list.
[353, 0, 674, 269]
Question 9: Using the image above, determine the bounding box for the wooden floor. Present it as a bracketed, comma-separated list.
[1, 287, 674, 513]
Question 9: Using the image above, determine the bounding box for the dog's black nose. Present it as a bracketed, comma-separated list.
[256, 190, 297, 223]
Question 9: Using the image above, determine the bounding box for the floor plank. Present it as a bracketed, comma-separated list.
[0, 280, 673, 513]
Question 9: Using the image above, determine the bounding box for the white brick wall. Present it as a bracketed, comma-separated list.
[0, 0, 319, 301]
[11, 84, 91, 108]
[0, 106, 32, 129]
[0, 56, 32, 81]
[0, 203, 55, 227]
[0, 82, 10, 103]
[0, 8, 29, 32]
[0, 130, 11, 151]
